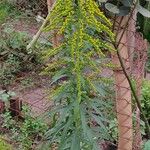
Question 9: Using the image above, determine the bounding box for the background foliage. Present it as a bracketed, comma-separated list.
[0, 28, 44, 87]
[1, 105, 48, 150]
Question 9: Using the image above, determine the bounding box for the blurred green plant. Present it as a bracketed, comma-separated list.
[17, 105, 48, 149]
[144, 140, 150, 150]
[0, 138, 12, 150]
[141, 80, 150, 121]
[0, 90, 16, 102]
[1, 109, 15, 129]
[1, 104, 48, 150]
[0, 0, 20, 24]
[0, 29, 43, 87]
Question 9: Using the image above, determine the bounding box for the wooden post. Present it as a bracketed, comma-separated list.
[9, 98, 22, 117]
[127, 11, 136, 73]
[112, 17, 133, 150]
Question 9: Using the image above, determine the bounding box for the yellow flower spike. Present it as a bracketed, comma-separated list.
[42, 0, 116, 148]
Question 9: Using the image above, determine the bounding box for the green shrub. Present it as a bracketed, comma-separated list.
[1, 105, 48, 150]
[141, 80, 150, 120]
[0, 29, 42, 87]
[17, 105, 48, 149]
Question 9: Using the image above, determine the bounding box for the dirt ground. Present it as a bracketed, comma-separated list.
[0, 13, 53, 116]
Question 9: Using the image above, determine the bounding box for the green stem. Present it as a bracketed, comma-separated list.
[74, 1, 83, 137]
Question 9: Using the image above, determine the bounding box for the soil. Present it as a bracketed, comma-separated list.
[8, 72, 53, 117]
[0, 12, 52, 117]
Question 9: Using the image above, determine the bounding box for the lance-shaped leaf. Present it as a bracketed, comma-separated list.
[121, 0, 133, 7]
[137, 4, 150, 18]
[118, 6, 130, 16]
[144, 140, 150, 150]
[105, 3, 119, 14]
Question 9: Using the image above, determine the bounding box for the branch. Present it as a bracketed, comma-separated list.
[26, 0, 57, 50]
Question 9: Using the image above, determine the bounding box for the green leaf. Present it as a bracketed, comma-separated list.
[92, 114, 110, 139]
[137, 4, 150, 18]
[92, 82, 106, 97]
[80, 109, 99, 150]
[46, 122, 65, 140]
[1, 94, 10, 102]
[58, 117, 73, 150]
[45, 103, 73, 139]
[97, 0, 107, 3]
[90, 102, 110, 122]
[71, 131, 80, 150]
[52, 82, 71, 102]
[121, 0, 133, 7]
[0, 90, 5, 95]
[144, 140, 150, 150]
[105, 3, 119, 14]
[118, 6, 130, 16]
[51, 68, 68, 85]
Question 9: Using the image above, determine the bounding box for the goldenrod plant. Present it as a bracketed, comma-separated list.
[42, 0, 115, 149]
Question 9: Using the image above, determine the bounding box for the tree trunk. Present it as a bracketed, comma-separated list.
[112, 16, 133, 150]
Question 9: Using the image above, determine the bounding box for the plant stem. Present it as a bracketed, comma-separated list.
[26, 0, 57, 50]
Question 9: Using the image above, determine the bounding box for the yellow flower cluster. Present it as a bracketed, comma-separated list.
[43, 0, 115, 103]
[41, 1, 117, 148]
